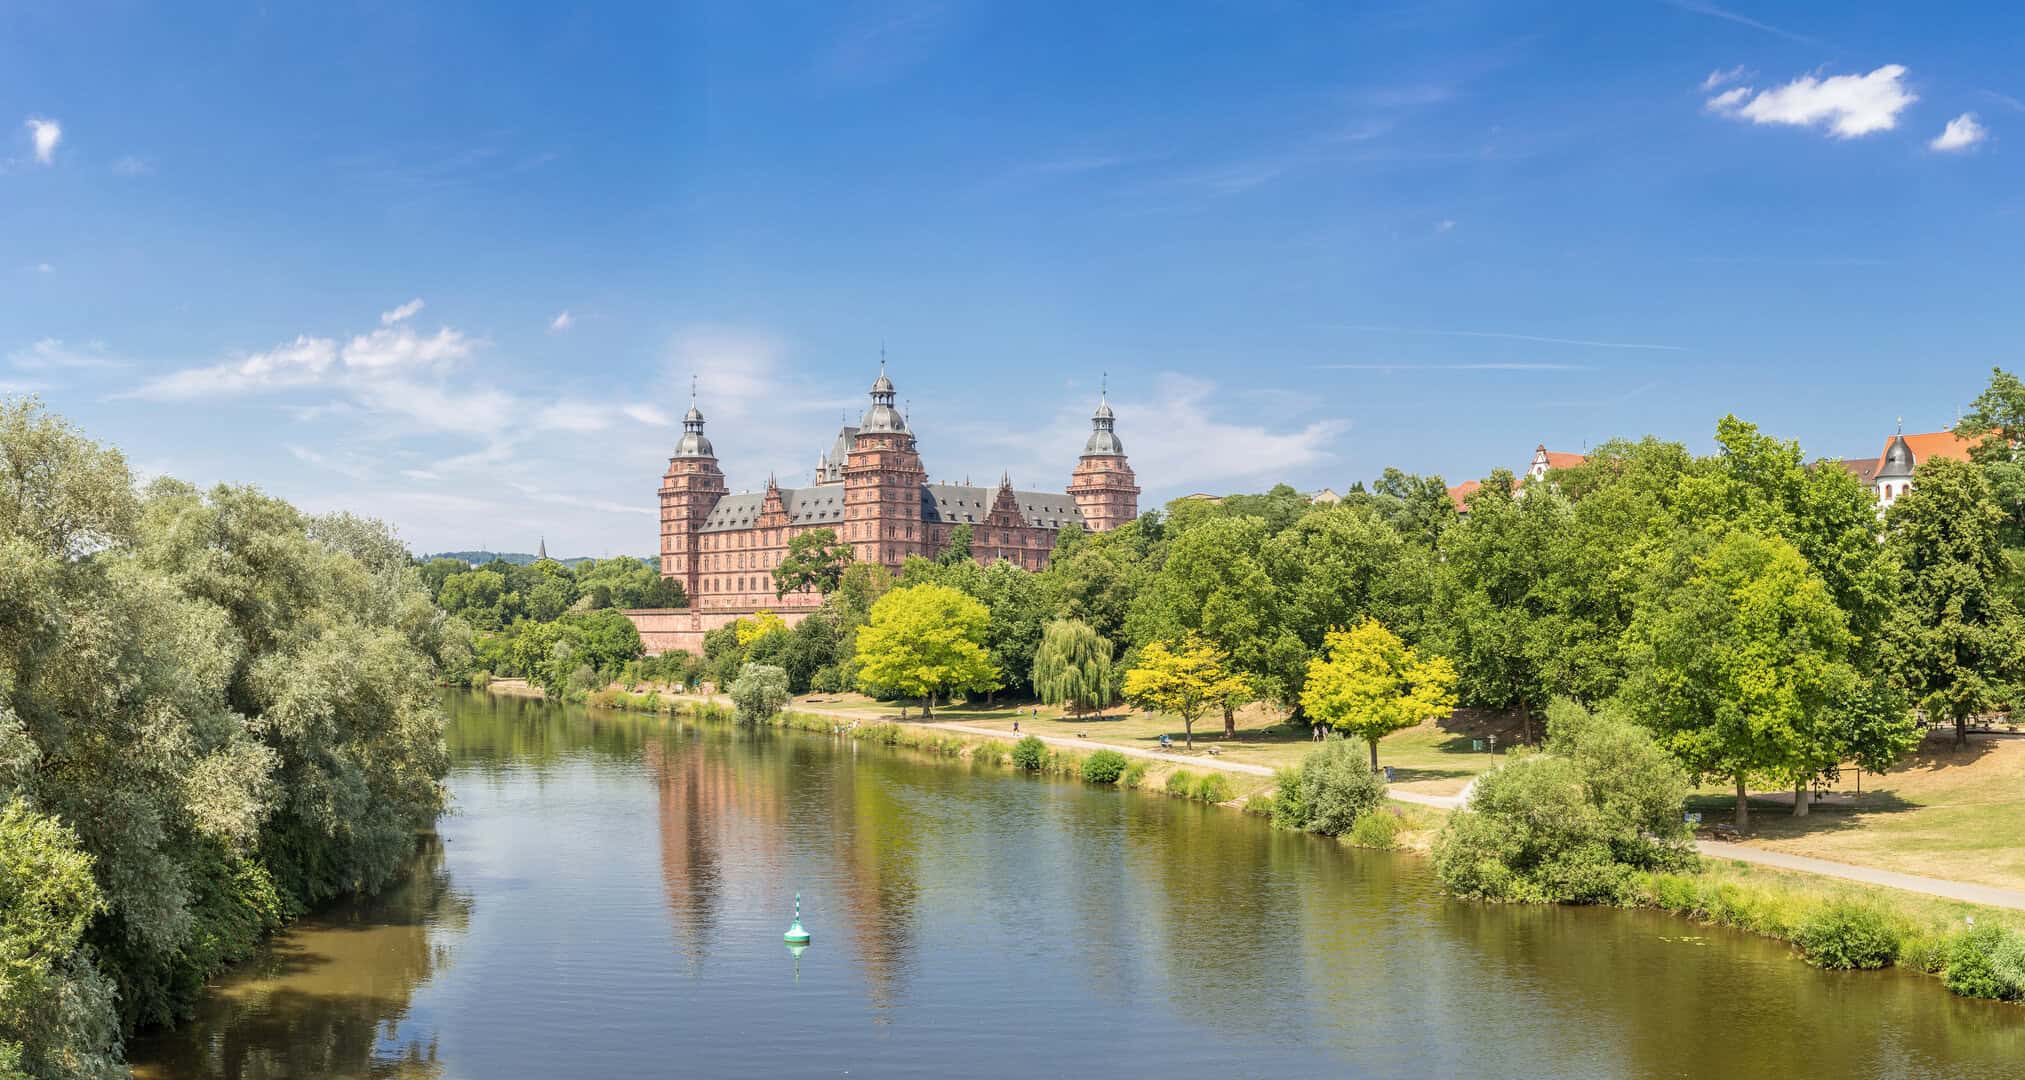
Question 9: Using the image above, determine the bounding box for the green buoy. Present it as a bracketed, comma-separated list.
[783, 892, 811, 945]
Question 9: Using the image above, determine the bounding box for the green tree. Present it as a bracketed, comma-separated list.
[1129, 515, 1295, 716]
[1885, 458, 2025, 750]
[1619, 531, 1892, 830]
[729, 663, 791, 724]
[1121, 635, 1248, 749]
[1432, 470, 1569, 743]
[939, 523, 974, 566]
[1300, 618, 1457, 770]
[1031, 619, 1115, 716]
[852, 584, 998, 716]
[0, 798, 123, 1080]
[773, 528, 854, 598]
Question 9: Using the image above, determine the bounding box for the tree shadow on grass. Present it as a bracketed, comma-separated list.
[1682, 790, 1922, 840]
[1386, 766, 1476, 785]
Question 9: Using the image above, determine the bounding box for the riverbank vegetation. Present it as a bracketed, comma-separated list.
[424, 552, 669, 696]
[0, 401, 459, 1074]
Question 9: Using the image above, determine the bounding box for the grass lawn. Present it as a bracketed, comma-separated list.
[1686, 730, 2025, 893]
[788, 692, 1525, 796]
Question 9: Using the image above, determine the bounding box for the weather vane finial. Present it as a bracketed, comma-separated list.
[690, 374, 698, 404]
[1897, 415, 1903, 434]
[1101, 371, 1108, 399]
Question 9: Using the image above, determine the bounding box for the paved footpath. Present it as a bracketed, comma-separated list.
[680, 695, 2025, 908]
[1692, 842, 2025, 911]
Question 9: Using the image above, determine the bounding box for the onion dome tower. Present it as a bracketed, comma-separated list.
[843, 360, 928, 566]
[658, 385, 727, 598]
[1069, 380, 1139, 533]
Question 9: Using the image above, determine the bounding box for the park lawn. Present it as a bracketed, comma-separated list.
[791, 693, 1522, 797]
[1685, 731, 2025, 894]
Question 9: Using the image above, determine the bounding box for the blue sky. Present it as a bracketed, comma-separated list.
[5, 2, 2022, 556]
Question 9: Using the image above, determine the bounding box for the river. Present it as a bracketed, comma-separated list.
[129, 691, 2023, 1078]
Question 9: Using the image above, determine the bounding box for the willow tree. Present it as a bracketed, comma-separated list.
[1031, 619, 1115, 717]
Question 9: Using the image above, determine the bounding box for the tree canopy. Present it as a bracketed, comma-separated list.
[853, 584, 998, 715]
[1300, 618, 1457, 769]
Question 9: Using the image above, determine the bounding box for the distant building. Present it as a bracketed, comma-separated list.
[1841, 426, 1978, 509]
[1305, 488, 1342, 506]
[1448, 444, 1587, 513]
[632, 365, 1139, 653]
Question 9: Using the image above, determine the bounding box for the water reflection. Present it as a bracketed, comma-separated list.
[131, 694, 2025, 1080]
[129, 835, 470, 1080]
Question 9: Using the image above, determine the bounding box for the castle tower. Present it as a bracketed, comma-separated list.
[843, 362, 927, 568]
[1069, 386, 1138, 532]
[659, 400, 727, 601]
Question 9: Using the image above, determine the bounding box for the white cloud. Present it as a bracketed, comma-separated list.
[536, 401, 610, 432]
[342, 324, 472, 373]
[380, 298, 425, 325]
[1705, 65, 1916, 138]
[138, 335, 340, 399]
[549, 310, 574, 333]
[1931, 113, 1988, 152]
[1434, 219, 1457, 233]
[1701, 65, 1750, 91]
[112, 155, 154, 176]
[34, 263, 53, 275]
[10, 338, 123, 370]
[623, 403, 672, 427]
[26, 118, 60, 164]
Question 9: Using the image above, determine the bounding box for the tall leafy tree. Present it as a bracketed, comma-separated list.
[938, 523, 974, 566]
[853, 584, 998, 716]
[1885, 458, 2025, 750]
[1267, 501, 1436, 659]
[1031, 619, 1115, 716]
[1122, 635, 1248, 748]
[1129, 515, 1294, 714]
[773, 528, 855, 598]
[1619, 531, 1895, 829]
[1300, 618, 1458, 770]
[1432, 471, 1567, 743]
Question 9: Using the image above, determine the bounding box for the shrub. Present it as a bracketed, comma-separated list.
[1432, 700, 1696, 905]
[1165, 769, 1197, 796]
[1121, 761, 1149, 789]
[1081, 749, 1128, 785]
[1011, 735, 1047, 772]
[1943, 926, 2021, 999]
[1194, 772, 1234, 803]
[1898, 931, 1952, 975]
[1347, 808, 1405, 849]
[972, 743, 1008, 767]
[1280, 739, 1385, 835]
[1793, 902, 1902, 970]
[729, 663, 791, 724]
[1268, 767, 1307, 831]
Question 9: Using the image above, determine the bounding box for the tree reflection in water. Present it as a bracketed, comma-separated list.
[128, 834, 471, 1079]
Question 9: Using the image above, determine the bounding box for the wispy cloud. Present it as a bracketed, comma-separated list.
[32, 263, 53, 275]
[1667, 2, 1823, 47]
[25, 117, 60, 164]
[549, 310, 574, 333]
[1705, 65, 1916, 139]
[380, 298, 425, 325]
[1330, 324, 1689, 352]
[1982, 91, 2025, 114]
[10, 338, 124, 371]
[1701, 65, 1751, 91]
[111, 155, 154, 176]
[1931, 113, 1988, 152]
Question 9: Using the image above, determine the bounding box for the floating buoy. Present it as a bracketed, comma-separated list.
[783, 892, 811, 945]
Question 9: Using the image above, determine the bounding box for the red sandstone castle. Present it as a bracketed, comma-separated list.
[632, 366, 1138, 652]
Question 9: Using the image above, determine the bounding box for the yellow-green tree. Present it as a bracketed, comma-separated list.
[734, 610, 788, 647]
[1122, 635, 1249, 748]
[853, 584, 998, 716]
[1301, 618, 1457, 770]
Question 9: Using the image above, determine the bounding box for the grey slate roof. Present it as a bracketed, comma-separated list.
[923, 484, 1084, 529]
[700, 484, 1084, 533]
[698, 487, 852, 532]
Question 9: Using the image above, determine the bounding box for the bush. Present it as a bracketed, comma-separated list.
[1943, 926, 2022, 999]
[1121, 761, 1148, 789]
[1194, 772, 1234, 803]
[1165, 769, 1197, 796]
[1432, 701, 1696, 905]
[1278, 739, 1385, 835]
[729, 663, 790, 724]
[1347, 808, 1405, 849]
[1898, 931, 1952, 975]
[1011, 735, 1047, 772]
[972, 743, 1008, 767]
[1793, 902, 1902, 970]
[1081, 749, 1128, 785]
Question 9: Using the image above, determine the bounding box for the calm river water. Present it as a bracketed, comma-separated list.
[131, 692, 2022, 1078]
